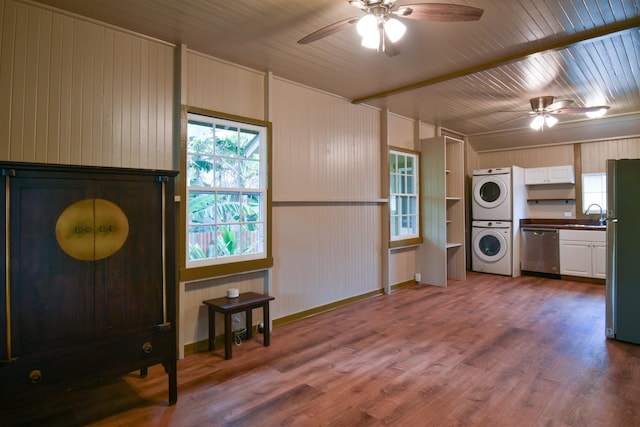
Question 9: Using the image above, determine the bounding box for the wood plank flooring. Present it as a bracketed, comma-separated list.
[3, 272, 640, 426]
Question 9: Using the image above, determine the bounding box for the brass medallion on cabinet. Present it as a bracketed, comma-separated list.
[56, 198, 130, 261]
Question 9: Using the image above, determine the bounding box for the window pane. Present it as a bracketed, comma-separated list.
[189, 192, 216, 224]
[241, 193, 262, 222]
[241, 223, 263, 254]
[216, 192, 240, 223]
[239, 128, 260, 160]
[240, 159, 261, 188]
[188, 225, 216, 260]
[188, 155, 214, 187]
[217, 224, 241, 257]
[390, 153, 398, 174]
[215, 157, 240, 188]
[406, 175, 414, 194]
[391, 216, 400, 236]
[187, 122, 214, 154]
[215, 125, 238, 156]
[406, 155, 414, 170]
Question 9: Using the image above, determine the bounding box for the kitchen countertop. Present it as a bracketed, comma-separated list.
[520, 218, 606, 231]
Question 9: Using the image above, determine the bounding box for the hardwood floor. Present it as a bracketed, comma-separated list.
[3, 272, 640, 426]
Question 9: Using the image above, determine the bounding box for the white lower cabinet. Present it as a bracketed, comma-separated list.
[559, 229, 606, 279]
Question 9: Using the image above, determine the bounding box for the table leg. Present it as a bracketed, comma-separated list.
[224, 312, 232, 360]
[263, 302, 270, 347]
[246, 309, 253, 339]
[208, 307, 216, 351]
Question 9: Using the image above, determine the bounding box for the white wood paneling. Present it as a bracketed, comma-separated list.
[270, 78, 381, 202]
[581, 137, 640, 173]
[186, 50, 265, 120]
[475, 145, 574, 169]
[388, 113, 414, 150]
[0, 0, 174, 168]
[271, 203, 382, 320]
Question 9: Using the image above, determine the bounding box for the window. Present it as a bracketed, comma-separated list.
[582, 172, 607, 214]
[186, 112, 269, 270]
[390, 149, 419, 242]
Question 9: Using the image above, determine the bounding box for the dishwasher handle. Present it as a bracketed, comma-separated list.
[522, 228, 558, 235]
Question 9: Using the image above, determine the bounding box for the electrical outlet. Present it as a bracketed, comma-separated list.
[415, 273, 421, 282]
[564, 212, 572, 217]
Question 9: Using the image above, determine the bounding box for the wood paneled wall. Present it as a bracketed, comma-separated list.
[186, 50, 264, 120]
[270, 78, 381, 201]
[581, 137, 640, 173]
[0, 0, 174, 168]
[474, 145, 574, 170]
[270, 78, 383, 320]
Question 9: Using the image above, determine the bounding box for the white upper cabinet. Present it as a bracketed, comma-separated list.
[525, 165, 575, 185]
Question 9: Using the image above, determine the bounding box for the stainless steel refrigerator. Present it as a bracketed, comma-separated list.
[606, 158, 640, 344]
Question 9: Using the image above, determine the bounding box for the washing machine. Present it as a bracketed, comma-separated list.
[472, 167, 512, 220]
[472, 220, 512, 276]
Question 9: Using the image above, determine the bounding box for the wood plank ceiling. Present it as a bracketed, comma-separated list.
[28, 0, 640, 151]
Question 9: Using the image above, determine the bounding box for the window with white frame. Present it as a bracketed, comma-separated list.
[582, 172, 607, 214]
[390, 149, 419, 241]
[186, 112, 268, 268]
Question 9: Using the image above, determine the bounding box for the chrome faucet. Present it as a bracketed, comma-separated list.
[585, 203, 605, 225]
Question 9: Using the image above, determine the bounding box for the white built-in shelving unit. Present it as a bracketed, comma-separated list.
[418, 135, 466, 286]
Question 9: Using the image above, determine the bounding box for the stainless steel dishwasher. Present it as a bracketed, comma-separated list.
[521, 228, 560, 275]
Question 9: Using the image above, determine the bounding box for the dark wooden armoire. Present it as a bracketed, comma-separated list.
[0, 162, 178, 405]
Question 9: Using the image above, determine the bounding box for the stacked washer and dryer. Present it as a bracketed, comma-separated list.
[471, 167, 526, 276]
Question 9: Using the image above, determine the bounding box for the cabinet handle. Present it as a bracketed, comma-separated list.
[29, 369, 42, 383]
[142, 342, 153, 354]
[74, 226, 92, 234]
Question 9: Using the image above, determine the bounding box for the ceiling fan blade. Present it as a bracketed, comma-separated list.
[297, 17, 360, 44]
[383, 31, 401, 57]
[553, 106, 610, 114]
[348, 0, 367, 10]
[394, 3, 484, 22]
[545, 99, 574, 111]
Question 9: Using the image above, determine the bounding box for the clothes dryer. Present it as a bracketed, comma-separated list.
[472, 167, 512, 220]
[471, 220, 512, 276]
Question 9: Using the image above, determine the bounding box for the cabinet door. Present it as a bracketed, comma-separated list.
[524, 167, 547, 184]
[96, 178, 165, 335]
[592, 242, 607, 279]
[9, 177, 95, 356]
[547, 166, 575, 184]
[559, 240, 591, 277]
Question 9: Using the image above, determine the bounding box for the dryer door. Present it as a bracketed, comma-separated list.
[473, 175, 508, 209]
[473, 229, 508, 263]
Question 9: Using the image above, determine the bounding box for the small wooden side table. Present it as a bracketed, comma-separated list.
[202, 292, 275, 360]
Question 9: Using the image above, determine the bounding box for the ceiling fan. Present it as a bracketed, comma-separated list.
[297, 1, 484, 56]
[501, 96, 610, 130]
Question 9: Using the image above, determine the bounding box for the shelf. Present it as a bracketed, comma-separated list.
[446, 242, 462, 249]
[446, 196, 462, 201]
[528, 199, 575, 203]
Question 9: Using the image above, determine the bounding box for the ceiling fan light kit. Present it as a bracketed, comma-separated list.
[357, 13, 406, 50]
